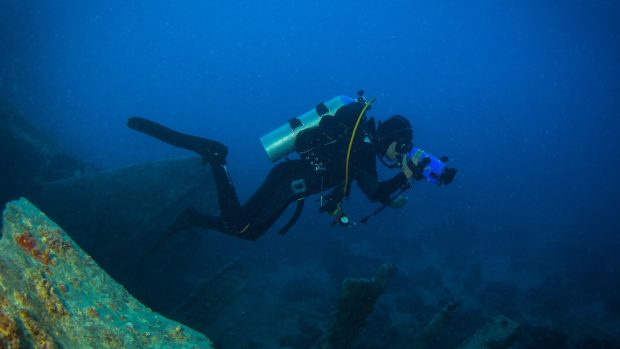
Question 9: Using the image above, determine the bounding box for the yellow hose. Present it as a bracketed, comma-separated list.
[343, 97, 376, 196]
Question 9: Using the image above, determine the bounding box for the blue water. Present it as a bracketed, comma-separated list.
[2, 0, 619, 347]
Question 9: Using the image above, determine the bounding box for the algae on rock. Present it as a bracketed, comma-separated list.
[0, 198, 213, 349]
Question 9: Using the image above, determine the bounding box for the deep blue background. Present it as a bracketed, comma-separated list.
[2, 0, 619, 325]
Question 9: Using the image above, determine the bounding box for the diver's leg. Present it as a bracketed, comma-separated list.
[209, 163, 242, 220]
[170, 161, 318, 241]
[204, 160, 305, 228]
[162, 162, 242, 237]
[127, 116, 243, 223]
[167, 205, 264, 241]
[127, 117, 227, 165]
[162, 161, 249, 238]
[231, 160, 320, 240]
[139, 207, 240, 261]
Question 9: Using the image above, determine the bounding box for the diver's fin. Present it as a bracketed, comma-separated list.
[127, 116, 228, 165]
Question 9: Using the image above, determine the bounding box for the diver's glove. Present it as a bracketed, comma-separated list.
[387, 195, 408, 208]
[406, 156, 431, 181]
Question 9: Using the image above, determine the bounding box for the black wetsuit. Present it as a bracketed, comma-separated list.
[129, 102, 409, 240]
[186, 102, 409, 240]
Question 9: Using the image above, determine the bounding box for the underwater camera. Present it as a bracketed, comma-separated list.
[406, 148, 457, 185]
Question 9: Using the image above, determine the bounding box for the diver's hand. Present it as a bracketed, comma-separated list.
[407, 156, 431, 181]
[401, 156, 414, 178]
[388, 195, 408, 208]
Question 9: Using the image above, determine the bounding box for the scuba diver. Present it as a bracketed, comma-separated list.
[127, 91, 457, 241]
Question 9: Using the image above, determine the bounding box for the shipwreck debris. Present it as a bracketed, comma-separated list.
[456, 314, 521, 349]
[30, 156, 220, 306]
[312, 263, 397, 349]
[169, 258, 248, 332]
[0, 96, 90, 206]
[407, 302, 460, 349]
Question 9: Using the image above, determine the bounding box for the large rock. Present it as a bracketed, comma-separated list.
[0, 198, 214, 348]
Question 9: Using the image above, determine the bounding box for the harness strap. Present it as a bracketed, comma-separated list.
[278, 199, 305, 235]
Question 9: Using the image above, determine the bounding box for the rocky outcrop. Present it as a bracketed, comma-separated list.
[0, 198, 213, 349]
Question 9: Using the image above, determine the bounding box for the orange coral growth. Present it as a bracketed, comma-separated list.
[18, 310, 59, 349]
[168, 325, 187, 341]
[86, 307, 100, 319]
[43, 230, 72, 256]
[15, 231, 36, 253]
[108, 301, 119, 312]
[35, 279, 68, 318]
[32, 248, 52, 266]
[13, 291, 29, 306]
[56, 283, 67, 296]
[0, 312, 21, 348]
[14, 230, 54, 266]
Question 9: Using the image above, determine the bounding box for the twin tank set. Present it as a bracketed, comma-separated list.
[259, 95, 447, 185]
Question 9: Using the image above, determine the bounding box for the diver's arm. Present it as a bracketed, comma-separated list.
[354, 143, 409, 203]
[357, 171, 408, 204]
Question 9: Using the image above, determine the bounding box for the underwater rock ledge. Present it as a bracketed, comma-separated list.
[0, 198, 213, 349]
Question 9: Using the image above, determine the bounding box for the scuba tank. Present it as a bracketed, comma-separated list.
[260, 95, 355, 162]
